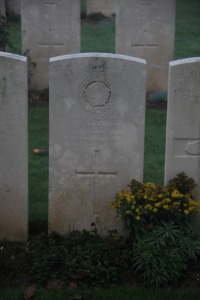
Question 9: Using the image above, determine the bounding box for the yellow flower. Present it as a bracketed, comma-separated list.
[135, 216, 140, 221]
[171, 189, 183, 198]
[184, 209, 189, 215]
[189, 206, 195, 211]
[153, 208, 158, 213]
[145, 182, 156, 189]
[163, 204, 169, 210]
[144, 204, 152, 210]
[172, 202, 180, 208]
[155, 202, 162, 207]
[158, 194, 163, 198]
[163, 198, 171, 203]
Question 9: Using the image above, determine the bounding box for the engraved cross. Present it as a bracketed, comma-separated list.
[131, 28, 158, 57]
[75, 150, 117, 215]
[38, 2, 64, 56]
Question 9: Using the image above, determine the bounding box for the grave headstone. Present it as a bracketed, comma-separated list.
[165, 57, 200, 196]
[0, 0, 6, 16]
[87, 0, 116, 17]
[0, 52, 28, 241]
[21, 0, 80, 90]
[49, 53, 146, 235]
[116, 0, 176, 92]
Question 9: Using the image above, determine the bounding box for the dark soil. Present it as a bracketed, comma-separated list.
[0, 236, 200, 290]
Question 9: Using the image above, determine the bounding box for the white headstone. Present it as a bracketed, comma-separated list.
[87, 0, 116, 16]
[165, 57, 200, 195]
[0, 52, 28, 241]
[49, 53, 146, 235]
[116, 0, 176, 92]
[21, 0, 80, 90]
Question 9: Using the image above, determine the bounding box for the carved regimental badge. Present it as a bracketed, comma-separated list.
[79, 59, 116, 115]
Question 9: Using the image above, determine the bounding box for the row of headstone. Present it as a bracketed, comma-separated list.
[116, 0, 176, 92]
[0, 52, 28, 241]
[20, 0, 176, 92]
[0, 51, 199, 241]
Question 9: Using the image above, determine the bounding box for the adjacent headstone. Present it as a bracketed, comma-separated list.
[116, 0, 176, 92]
[165, 57, 200, 196]
[49, 53, 146, 235]
[0, 0, 6, 16]
[87, 0, 116, 16]
[0, 52, 28, 241]
[21, 0, 80, 90]
[7, 0, 20, 16]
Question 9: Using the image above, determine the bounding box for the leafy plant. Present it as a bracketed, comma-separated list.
[28, 231, 132, 287]
[167, 172, 197, 195]
[132, 221, 200, 288]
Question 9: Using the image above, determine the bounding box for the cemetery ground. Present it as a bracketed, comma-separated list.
[1, 0, 200, 298]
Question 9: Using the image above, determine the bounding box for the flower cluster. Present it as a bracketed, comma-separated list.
[111, 178, 200, 232]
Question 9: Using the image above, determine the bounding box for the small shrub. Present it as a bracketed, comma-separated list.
[132, 221, 200, 288]
[111, 172, 200, 240]
[167, 171, 197, 195]
[111, 172, 200, 288]
[28, 231, 132, 287]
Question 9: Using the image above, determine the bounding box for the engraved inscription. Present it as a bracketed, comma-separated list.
[84, 81, 111, 107]
[88, 59, 107, 76]
[185, 140, 200, 155]
[174, 88, 200, 103]
[79, 59, 116, 114]
[70, 119, 119, 144]
[174, 138, 200, 157]
[79, 79, 115, 115]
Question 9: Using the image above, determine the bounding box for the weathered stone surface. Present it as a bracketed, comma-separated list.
[165, 57, 200, 196]
[0, 52, 28, 241]
[116, 0, 176, 92]
[87, 0, 116, 16]
[49, 53, 146, 235]
[21, 0, 80, 90]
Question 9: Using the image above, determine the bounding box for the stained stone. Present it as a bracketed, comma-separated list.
[0, 52, 28, 241]
[21, 0, 80, 90]
[116, 0, 176, 92]
[49, 53, 146, 235]
[165, 57, 200, 195]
